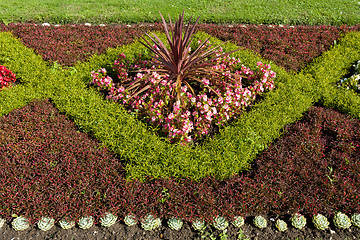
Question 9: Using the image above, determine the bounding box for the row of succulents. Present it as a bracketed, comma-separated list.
[253, 212, 360, 232]
[2, 212, 359, 232]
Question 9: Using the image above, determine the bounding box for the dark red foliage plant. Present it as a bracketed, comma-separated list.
[0, 99, 359, 223]
[0, 99, 126, 223]
[1, 23, 359, 72]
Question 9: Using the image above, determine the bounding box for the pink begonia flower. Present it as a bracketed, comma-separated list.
[203, 104, 209, 112]
[212, 107, 217, 115]
[225, 96, 232, 103]
[202, 95, 208, 102]
[136, 72, 144, 79]
[202, 78, 210, 86]
[218, 97, 224, 104]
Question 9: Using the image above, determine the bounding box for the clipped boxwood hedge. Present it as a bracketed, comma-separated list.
[1, 30, 360, 181]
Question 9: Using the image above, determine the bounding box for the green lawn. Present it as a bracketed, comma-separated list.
[1, 0, 359, 25]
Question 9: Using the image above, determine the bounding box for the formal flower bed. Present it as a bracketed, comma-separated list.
[0, 12, 360, 239]
[90, 49, 275, 144]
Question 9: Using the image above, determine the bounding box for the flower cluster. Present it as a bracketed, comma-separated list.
[337, 60, 360, 92]
[90, 45, 275, 144]
[0, 65, 16, 90]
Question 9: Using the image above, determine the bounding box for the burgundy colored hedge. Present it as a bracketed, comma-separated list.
[197, 24, 360, 72]
[1, 23, 359, 71]
[0, 99, 359, 223]
[0, 23, 162, 67]
[0, 99, 126, 223]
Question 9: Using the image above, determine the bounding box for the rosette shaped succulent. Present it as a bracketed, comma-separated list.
[253, 216, 267, 229]
[37, 217, 55, 231]
[333, 212, 351, 229]
[167, 217, 183, 231]
[275, 219, 288, 232]
[192, 218, 206, 231]
[78, 216, 94, 230]
[0, 218, 5, 229]
[351, 213, 360, 228]
[212, 216, 229, 231]
[59, 219, 76, 230]
[12, 216, 30, 231]
[232, 216, 245, 228]
[291, 213, 306, 229]
[140, 214, 161, 231]
[100, 212, 118, 227]
[124, 214, 138, 226]
[312, 214, 329, 230]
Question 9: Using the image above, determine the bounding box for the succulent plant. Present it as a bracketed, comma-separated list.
[351, 213, 360, 228]
[78, 216, 94, 230]
[275, 219, 288, 232]
[232, 216, 245, 228]
[291, 213, 307, 229]
[167, 217, 183, 231]
[59, 219, 76, 229]
[212, 216, 229, 231]
[192, 218, 206, 231]
[37, 217, 55, 231]
[0, 218, 5, 229]
[312, 214, 329, 230]
[124, 214, 138, 226]
[100, 212, 118, 227]
[333, 212, 351, 229]
[12, 216, 30, 231]
[253, 216, 267, 229]
[140, 214, 161, 231]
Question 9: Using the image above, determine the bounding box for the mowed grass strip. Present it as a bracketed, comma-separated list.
[1, 0, 359, 25]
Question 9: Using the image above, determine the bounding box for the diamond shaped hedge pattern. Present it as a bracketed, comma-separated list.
[0, 30, 360, 181]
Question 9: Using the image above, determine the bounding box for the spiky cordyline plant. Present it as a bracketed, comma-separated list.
[128, 11, 242, 105]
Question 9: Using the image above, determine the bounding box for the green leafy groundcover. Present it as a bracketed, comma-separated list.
[1, 30, 360, 182]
